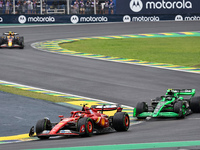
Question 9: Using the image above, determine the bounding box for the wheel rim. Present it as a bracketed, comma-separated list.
[182, 105, 186, 115]
[125, 116, 129, 127]
[87, 121, 93, 133]
[80, 125, 85, 133]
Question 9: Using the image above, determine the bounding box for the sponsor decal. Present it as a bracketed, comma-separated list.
[175, 15, 183, 21]
[130, 0, 143, 12]
[184, 15, 200, 21]
[95, 117, 101, 123]
[123, 15, 131, 22]
[175, 15, 200, 21]
[71, 15, 79, 24]
[59, 130, 71, 133]
[42, 130, 50, 134]
[27, 16, 55, 22]
[18, 15, 55, 24]
[18, 15, 26, 24]
[71, 15, 108, 24]
[146, 0, 192, 9]
[123, 15, 159, 22]
[130, 0, 193, 12]
[0, 17, 3, 23]
[132, 16, 160, 21]
[80, 16, 108, 23]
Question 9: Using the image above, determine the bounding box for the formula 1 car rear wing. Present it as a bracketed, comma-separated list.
[91, 104, 122, 112]
[3, 32, 19, 35]
[166, 89, 195, 97]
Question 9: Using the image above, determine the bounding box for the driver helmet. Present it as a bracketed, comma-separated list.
[167, 90, 174, 96]
[8, 31, 12, 35]
[8, 31, 14, 36]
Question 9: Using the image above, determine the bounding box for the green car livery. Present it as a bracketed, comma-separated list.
[133, 89, 200, 119]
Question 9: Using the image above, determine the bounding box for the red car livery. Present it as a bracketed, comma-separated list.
[29, 104, 130, 139]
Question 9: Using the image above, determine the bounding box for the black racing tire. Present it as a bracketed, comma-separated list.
[0, 37, 3, 45]
[77, 117, 93, 137]
[36, 118, 52, 139]
[113, 112, 130, 131]
[190, 96, 200, 113]
[136, 102, 148, 119]
[18, 37, 24, 49]
[174, 101, 185, 118]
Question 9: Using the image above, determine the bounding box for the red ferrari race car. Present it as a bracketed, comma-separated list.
[0, 31, 24, 49]
[29, 104, 130, 139]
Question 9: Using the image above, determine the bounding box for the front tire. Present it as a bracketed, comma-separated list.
[174, 101, 185, 118]
[190, 96, 200, 113]
[77, 117, 93, 137]
[36, 118, 52, 139]
[113, 112, 130, 131]
[136, 102, 148, 119]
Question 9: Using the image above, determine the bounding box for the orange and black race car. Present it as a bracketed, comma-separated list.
[0, 31, 24, 49]
[29, 104, 130, 139]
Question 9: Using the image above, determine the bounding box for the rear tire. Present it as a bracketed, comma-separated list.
[113, 112, 130, 131]
[174, 101, 185, 118]
[36, 118, 51, 139]
[190, 96, 200, 113]
[0, 37, 3, 45]
[136, 102, 148, 119]
[77, 117, 93, 137]
[18, 37, 24, 49]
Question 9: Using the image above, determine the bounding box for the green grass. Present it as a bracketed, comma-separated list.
[59, 37, 200, 68]
[0, 85, 72, 103]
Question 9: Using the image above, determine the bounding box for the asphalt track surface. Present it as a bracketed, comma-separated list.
[0, 91, 75, 137]
[0, 21, 200, 150]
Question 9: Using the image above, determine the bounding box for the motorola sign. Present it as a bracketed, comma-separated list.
[123, 15, 131, 22]
[175, 15, 183, 21]
[145, 0, 192, 10]
[130, 0, 143, 12]
[18, 15, 55, 24]
[71, 15, 79, 24]
[71, 15, 108, 24]
[175, 14, 200, 21]
[123, 15, 159, 22]
[0, 17, 3, 22]
[18, 15, 26, 24]
[116, 0, 199, 15]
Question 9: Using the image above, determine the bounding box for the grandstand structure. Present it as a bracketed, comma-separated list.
[1, 0, 116, 15]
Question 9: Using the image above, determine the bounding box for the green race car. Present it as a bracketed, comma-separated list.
[133, 89, 200, 119]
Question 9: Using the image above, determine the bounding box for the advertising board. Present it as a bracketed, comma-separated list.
[116, 0, 200, 15]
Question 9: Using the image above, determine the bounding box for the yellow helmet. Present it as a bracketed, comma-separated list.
[8, 31, 12, 35]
